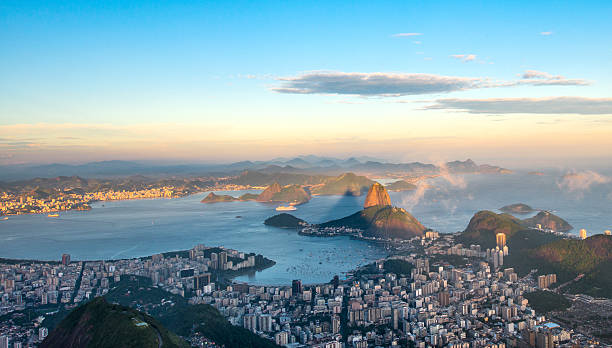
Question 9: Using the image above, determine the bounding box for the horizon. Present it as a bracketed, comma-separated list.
[2, 1, 612, 168]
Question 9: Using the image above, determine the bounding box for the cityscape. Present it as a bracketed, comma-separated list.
[1, 1, 612, 347]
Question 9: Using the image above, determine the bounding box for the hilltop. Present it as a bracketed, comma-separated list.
[500, 203, 535, 214]
[363, 182, 391, 208]
[459, 210, 524, 248]
[201, 192, 238, 203]
[320, 205, 426, 239]
[522, 211, 573, 232]
[264, 213, 307, 229]
[40, 297, 188, 348]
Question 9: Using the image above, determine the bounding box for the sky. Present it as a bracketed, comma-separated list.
[1, 0, 612, 168]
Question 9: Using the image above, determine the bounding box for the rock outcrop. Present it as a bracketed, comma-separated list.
[363, 183, 391, 208]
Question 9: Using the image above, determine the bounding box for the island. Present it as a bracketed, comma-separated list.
[500, 203, 536, 214]
[264, 213, 307, 229]
[385, 180, 417, 192]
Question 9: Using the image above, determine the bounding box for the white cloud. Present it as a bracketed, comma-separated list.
[557, 171, 610, 197]
[425, 97, 612, 115]
[540, 31, 553, 36]
[516, 70, 590, 86]
[451, 54, 477, 62]
[392, 33, 422, 37]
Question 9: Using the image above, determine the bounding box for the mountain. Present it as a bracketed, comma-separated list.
[320, 205, 426, 239]
[522, 211, 573, 232]
[385, 180, 417, 192]
[256, 182, 281, 201]
[459, 210, 524, 248]
[264, 213, 307, 228]
[363, 182, 391, 208]
[311, 173, 374, 196]
[500, 203, 535, 214]
[40, 297, 188, 348]
[270, 184, 311, 204]
[201, 192, 237, 203]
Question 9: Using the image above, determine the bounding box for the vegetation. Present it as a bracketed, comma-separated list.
[522, 211, 573, 232]
[383, 259, 414, 276]
[103, 276, 278, 348]
[320, 205, 426, 239]
[200, 192, 237, 203]
[264, 213, 307, 228]
[458, 210, 524, 248]
[524, 290, 571, 313]
[40, 297, 188, 348]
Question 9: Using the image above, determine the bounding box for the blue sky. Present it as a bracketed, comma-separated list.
[1, 0, 611, 165]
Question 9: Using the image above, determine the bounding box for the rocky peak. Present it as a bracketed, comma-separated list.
[363, 182, 391, 208]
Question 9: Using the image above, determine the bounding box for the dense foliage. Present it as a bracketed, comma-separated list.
[524, 290, 571, 313]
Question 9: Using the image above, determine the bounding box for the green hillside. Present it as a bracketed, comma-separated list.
[459, 210, 524, 248]
[40, 297, 188, 348]
[201, 192, 237, 203]
[264, 213, 307, 228]
[320, 205, 426, 239]
[522, 211, 573, 232]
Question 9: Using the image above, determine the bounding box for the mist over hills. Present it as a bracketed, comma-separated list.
[0, 156, 510, 181]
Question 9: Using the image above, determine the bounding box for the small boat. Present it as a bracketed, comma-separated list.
[275, 205, 297, 211]
[48, 213, 59, 217]
[1, 217, 8, 220]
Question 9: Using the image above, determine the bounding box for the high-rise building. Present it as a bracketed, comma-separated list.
[61, 254, 70, 266]
[219, 251, 228, 270]
[0, 336, 8, 348]
[292, 279, 302, 294]
[274, 331, 289, 346]
[438, 291, 450, 307]
[210, 253, 218, 269]
[580, 229, 587, 239]
[496, 233, 507, 249]
[332, 315, 341, 334]
[605, 230, 611, 236]
[39, 327, 49, 341]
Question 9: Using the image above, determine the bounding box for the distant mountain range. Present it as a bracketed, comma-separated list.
[0, 156, 510, 181]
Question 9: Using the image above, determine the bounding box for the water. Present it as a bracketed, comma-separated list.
[1, 171, 611, 285]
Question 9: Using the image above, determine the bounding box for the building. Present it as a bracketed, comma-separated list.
[61, 253, 71, 266]
[438, 291, 450, 307]
[194, 273, 211, 289]
[0, 336, 8, 348]
[538, 274, 557, 289]
[332, 315, 341, 334]
[274, 331, 289, 346]
[580, 229, 587, 240]
[39, 327, 49, 341]
[605, 230, 611, 236]
[292, 279, 302, 294]
[496, 233, 507, 249]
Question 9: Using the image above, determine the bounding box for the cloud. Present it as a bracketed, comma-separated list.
[272, 69, 589, 97]
[557, 171, 610, 197]
[451, 54, 477, 62]
[425, 97, 612, 115]
[516, 70, 590, 86]
[392, 33, 422, 37]
[540, 31, 553, 36]
[272, 71, 485, 96]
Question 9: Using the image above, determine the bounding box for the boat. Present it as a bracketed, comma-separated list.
[275, 205, 297, 211]
[48, 213, 59, 217]
[1, 217, 7, 220]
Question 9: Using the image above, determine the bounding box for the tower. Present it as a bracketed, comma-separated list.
[579, 229, 587, 240]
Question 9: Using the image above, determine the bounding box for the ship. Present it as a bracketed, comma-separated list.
[275, 205, 297, 211]
[1, 217, 7, 220]
[48, 213, 59, 217]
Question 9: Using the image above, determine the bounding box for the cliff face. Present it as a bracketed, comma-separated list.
[256, 182, 282, 202]
[363, 183, 391, 208]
